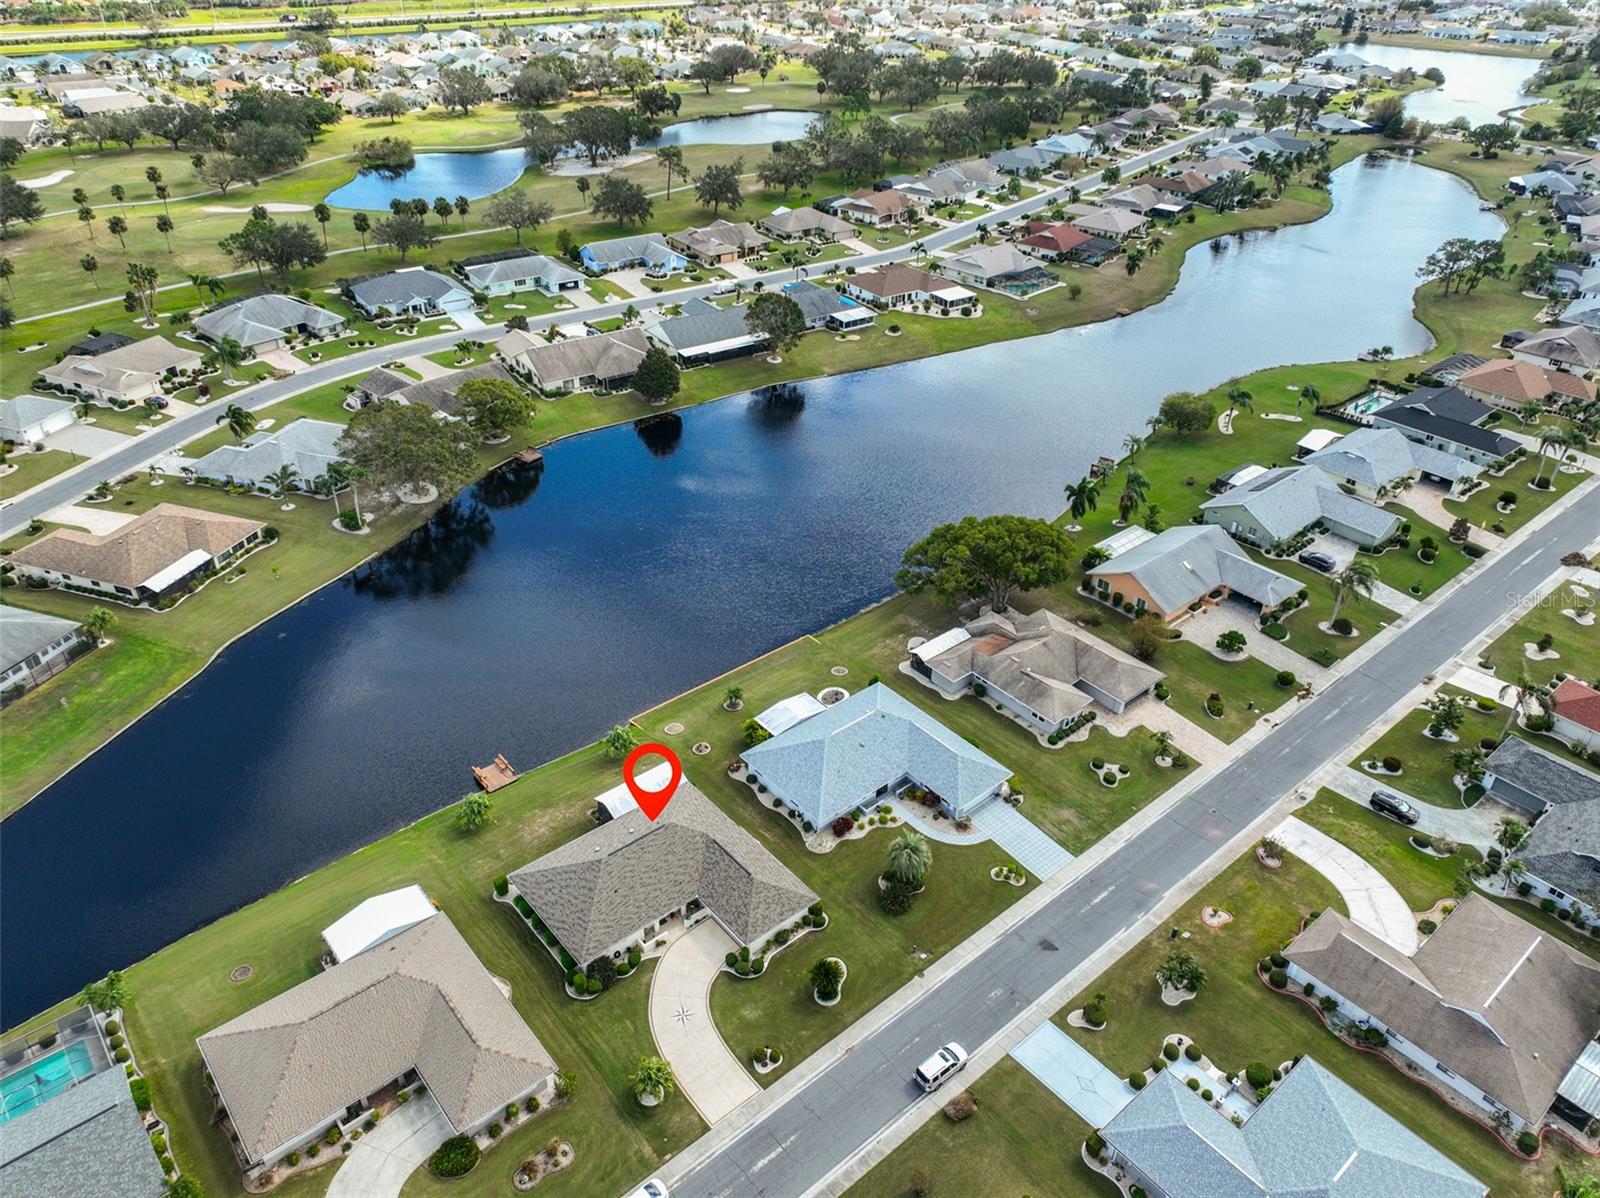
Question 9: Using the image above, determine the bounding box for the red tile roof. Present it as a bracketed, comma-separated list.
[1553, 678, 1600, 733]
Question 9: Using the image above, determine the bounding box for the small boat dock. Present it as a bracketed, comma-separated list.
[472, 754, 518, 792]
[515, 447, 544, 465]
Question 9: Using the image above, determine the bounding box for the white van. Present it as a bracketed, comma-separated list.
[913, 1043, 968, 1092]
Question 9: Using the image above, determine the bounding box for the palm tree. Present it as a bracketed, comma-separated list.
[313, 201, 332, 246]
[1556, 1165, 1600, 1198]
[209, 336, 248, 385]
[80, 254, 100, 291]
[188, 272, 224, 301]
[82, 606, 116, 645]
[1064, 476, 1100, 528]
[1225, 385, 1253, 418]
[453, 338, 476, 362]
[1149, 728, 1176, 759]
[656, 145, 686, 198]
[1327, 558, 1379, 625]
[1122, 433, 1144, 461]
[324, 459, 369, 525]
[1519, 399, 1543, 426]
[74, 399, 95, 420]
[1298, 382, 1321, 409]
[1498, 671, 1539, 738]
[1533, 427, 1570, 487]
[216, 403, 257, 441]
[630, 1056, 676, 1102]
[1117, 469, 1150, 523]
[265, 464, 300, 497]
[885, 829, 932, 887]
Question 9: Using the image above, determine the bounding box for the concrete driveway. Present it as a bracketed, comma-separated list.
[326, 1090, 451, 1198]
[1010, 1023, 1133, 1128]
[1325, 765, 1503, 849]
[1271, 816, 1417, 953]
[43, 424, 131, 457]
[649, 919, 759, 1125]
[43, 503, 136, 534]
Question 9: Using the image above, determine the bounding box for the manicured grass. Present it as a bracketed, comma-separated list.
[1049, 847, 1582, 1198]
[1481, 583, 1600, 686]
[1259, 557, 1400, 662]
[1295, 788, 1481, 909]
[1350, 688, 1509, 806]
[5, 744, 706, 1198]
[632, 636, 1031, 1086]
[0, 449, 79, 499]
[0, 629, 199, 815]
[843, 1059, 1102, 1198]
[1364, 511, 1474, 600]
[1447, 452, 1590, 535]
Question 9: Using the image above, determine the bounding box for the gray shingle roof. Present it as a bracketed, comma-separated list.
[1286, 894, 1600, 1124]
[193, 293, 344, 349]
[1089, 524, 1301, 614]
[498, 327, 648, 388]
[508, 782, 815, 965]
[460, 252, 583, 290]
[1488, 736, 1600, 808]
[649, 302, 759, 355]
[1305, 426, 1478, 487]
[0, 605, 82, 672]
[1103, 1058, 1486, 1198]
[923, 607, 1162, 718]
[198, 912, 555, 1163]
[0, 394, 74, 441]
[0, 1067, 165, 1198]
[1201, 466, 1399, 542]
[349, 268, 470, 309]
[741, 682, 1010, 825]
[191, 418, 345, 489]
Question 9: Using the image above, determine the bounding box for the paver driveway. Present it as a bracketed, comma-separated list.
[649, 919, 760, 1125]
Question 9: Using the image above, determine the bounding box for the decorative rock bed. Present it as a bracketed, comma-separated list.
[814, 958, 848, 1006]
[752, 1047, 784, 1075]
[990, 865, 1026, 887]
[1066, 1008, 1106, 1031]
[817, 686, 849, 705]
[229, 964, 253, 983]
[1255, 846, 1283, 870]
[830, 665, 848, 676]
[692, 741, 711, 756]
[1159, 982, 1197, 1007]
[663, 721, 685, 735]
[1523, 643, 1561, 660]
[1200, 907, 1233, 928]
[512, 1141, 574, 1190]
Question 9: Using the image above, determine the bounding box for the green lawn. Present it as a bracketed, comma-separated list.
[1365, 511, 1474, 600]
[4, 745, 706, 1198]
[1481, 582, 1600, 685]
[0, 449, 79, 499]
[1349, 688, 1509, 806]
[1447, 452, 1590, 535]
[1258, 556, 1401, 662]
[1295, 788, 1481, 908]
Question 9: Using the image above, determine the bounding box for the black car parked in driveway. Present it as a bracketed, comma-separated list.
[1298, 550, 1337, 573]
[1369, 790, 1419, 825]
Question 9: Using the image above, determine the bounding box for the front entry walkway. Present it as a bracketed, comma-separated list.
[648, 919, 759, 1126]
[968, 800, 1074, 880]
[1270, 816, 1417, 953]
[326, 1089, 451, 1198]
[1010, 1022, 1134, 1128]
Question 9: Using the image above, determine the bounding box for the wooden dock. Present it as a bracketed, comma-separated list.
[472, 754, 518, 792]
[515, 447, 544, 465]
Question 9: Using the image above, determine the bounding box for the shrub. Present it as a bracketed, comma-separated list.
[287, 1152, 301, 1166]
[1517, 1131, 1539, 1155]
[1381, 755, 1402, 773]
[1269, 951, 1287, 969]
[103, 1019, 119, 1036]
[1205, 696, 1225, 718]
[1275, 670, 1296, 688]
[725, 952, 738, 968]
[1517, 881, 1532, 896]
[493, 875, 508, 897]
[513, 895, 533, 918]
[586, 955, 618, 992]
[878, 879, 916, 915]
[1542, 898, 1558, 912]
[1085, 1130, 1106, 1158]
[1187, 1077, 1200, 1091]
[114, 1046, 130, 1063]
[1102, 770, 1117, 785]
[1262, 622, 1288, 640]
[1418, 918, 1437, 934]
[1320, 994, 1339, 1013]
[910, 1165, 935, 1197]
[428, 1136, 480, 1178]
[1268, 967, 1287, 989]
[831, 815, 854, 836]
[489, 1123, 502, 1139]
[1162, 1042, 1180, 1061]
[943, 1090, 977, 1122]
[1184, 1043, 1201, 1062]
[1128, 1071, 1147, 1090]
[1245, 1062, 1273, 1090]
[1332, 616, 1353, 635]
[108, 1034, 125, 1050]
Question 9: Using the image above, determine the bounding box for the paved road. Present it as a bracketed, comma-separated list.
[669, 485, 1600, 1198]
[0, 129, 1212, 539]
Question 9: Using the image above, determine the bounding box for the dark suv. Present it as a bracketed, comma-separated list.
[1369, 790, 1418, 825]
[1298, 550, 1336, 573]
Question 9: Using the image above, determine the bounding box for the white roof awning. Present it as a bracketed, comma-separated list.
[1297, 428, 1344, 453]
[138, 547, 213, 594]
[593, 760, 673, 821]
[909, 627, 971, 663]
[321, 884, 437, 963]
[1094, 524, 1155, 557]
[755, 692, 828, 736]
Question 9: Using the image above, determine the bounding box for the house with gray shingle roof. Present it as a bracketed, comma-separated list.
[0, 394, 76, 445]
[1200, 465, 1401, 549]
[912, 607, 1162, 728]
[647, 299, 765, 365]
[1285, 893, 1600, 1131]
[1483, 738, 1600, 921]
[347, 267, 475, 318]
[190, 418, 345, 494]
[0, 1064, 166, 1198]
[1303, 426, 1482, 496]
[1102, 1057, 1486, 1198]
[1, 606, 88, 701]
[193, 293, 345, 351]
[509, 779, 815, 966]
[577, 232, 686, 275]
[458, 251, 584, 296]
[1088, 524, 1301, 622]
[741, 682, 1011, 827]
[499, 327, 650, 393]
[198, 911, 556, 1170]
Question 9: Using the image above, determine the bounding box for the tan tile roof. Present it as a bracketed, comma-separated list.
[1458, 358, 1596, 404]
[1286, 894, 1600, 1123]
[39, 336, 202, 397]
[509, 783, 816, 965]
[847, 263, 949, 300]
[10, 503, 263, 591]
[198, 913, 555, 1163]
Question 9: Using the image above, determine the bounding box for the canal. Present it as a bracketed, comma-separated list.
[0, 154, 1503, 1023]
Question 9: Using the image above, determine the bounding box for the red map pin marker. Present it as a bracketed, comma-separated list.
[623, 743, 683, 821]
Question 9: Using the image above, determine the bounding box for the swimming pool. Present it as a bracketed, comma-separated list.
[0, 1041, 97, 1123]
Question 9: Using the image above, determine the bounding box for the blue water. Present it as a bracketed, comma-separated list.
[0, 1042, 95, 1123]
[325, 146, 531, 210]
[640, 110, 817, 148]
[0, 156, 1501, 1024]
[1333, 41, 1538, 124]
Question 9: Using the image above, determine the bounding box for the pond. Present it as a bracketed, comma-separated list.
[638, 109, 817, 148]
[324, 146, 531, 210]
[0, 155, 1502, 1024]
[1333, 41, 1541, 125]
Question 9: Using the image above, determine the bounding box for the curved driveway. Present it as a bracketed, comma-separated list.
[649, 920, 760, 1126]
[0, 129, 1212, 540]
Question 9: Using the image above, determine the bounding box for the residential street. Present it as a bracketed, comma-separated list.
[663, 484, 1600, 1198]
[0, 132, 1211, 540]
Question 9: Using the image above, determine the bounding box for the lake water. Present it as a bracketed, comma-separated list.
[0, 156, 1502, 1024]
[1334, 41, 1540, 124]
[323, 111, 818, 209]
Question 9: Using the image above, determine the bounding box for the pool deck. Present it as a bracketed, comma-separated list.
[0, 1010, 112, 1123]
